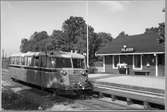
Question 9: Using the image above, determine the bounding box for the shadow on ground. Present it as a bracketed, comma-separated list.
[2, 86, 77, 110]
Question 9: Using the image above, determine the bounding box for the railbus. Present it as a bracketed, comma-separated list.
[8, 51, 92, 93]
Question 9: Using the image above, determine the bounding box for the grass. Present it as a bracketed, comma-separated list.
[2, 67, 40, 110]
[2, 88, 40, 110]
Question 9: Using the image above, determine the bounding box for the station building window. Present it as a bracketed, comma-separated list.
[113, 55, 119, 69]
[133, 55, 142, 70]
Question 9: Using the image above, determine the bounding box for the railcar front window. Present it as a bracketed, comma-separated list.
[72, 59, 85, 68]
[56, 58, 72, 68]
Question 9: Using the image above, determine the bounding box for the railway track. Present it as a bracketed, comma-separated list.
[76, 98, 142, 110]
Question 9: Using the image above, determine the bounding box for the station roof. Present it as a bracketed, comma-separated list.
[96, 32, 165, 56]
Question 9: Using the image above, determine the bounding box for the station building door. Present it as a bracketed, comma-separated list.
[158, 54, 165, 76]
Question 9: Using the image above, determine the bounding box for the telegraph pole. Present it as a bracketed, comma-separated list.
[86, 1, 89, 68]
[2, 49, 4, 59]
[162, 7, 167, 110]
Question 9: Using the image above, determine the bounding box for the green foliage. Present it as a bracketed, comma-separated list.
[97, 32, 112, 48]
[158, 22, 165, 43]
[62, 16, 87, 52]
[20, 31, 50, 52]
[20, 38, 28, 53]
[144, 22, 165, 43]
[117, 31, 128, 38]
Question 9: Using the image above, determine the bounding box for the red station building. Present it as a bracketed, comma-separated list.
[96, 32, 165, 77]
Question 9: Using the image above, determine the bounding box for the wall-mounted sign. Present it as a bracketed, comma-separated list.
[121, 47, 134, 53]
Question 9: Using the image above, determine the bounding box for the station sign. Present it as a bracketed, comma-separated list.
[121, 47, 134, 53]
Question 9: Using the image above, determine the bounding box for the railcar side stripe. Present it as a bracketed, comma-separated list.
[8, 64, 58, 72]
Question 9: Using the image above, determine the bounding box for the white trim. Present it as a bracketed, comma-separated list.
[96, 52, 164, 56]
[103, 56, 105, 72]
[133, 54, 143, 70]
[155, 54, 158, 77]
[112, 55, 119, 69]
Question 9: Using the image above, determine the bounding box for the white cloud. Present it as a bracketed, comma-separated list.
[96, 1, 132, 13]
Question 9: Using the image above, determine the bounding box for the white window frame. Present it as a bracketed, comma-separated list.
[113, 55, 120, 69]
[103, 56, 105, 72]
[133, 55, 143, 70]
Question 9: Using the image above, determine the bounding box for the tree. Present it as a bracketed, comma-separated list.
[144, 22, 165, 43]
[62, 16, 86, 51]
[20, 38, 28, 53]
[97, 32, 113, 48]
[50, 30, 65, 50]
[158, 22, 165, 43]
[117, 31, 128, 38]
[30, 31, 49, 41]
[20, 31, 50, 52]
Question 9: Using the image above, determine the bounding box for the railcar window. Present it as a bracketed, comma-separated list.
[10, 57, 12, 64]
[16, 57, 19, 65]
[19, 57, 22, 65]
[72, 58, 85, 68]
[27, 57, 32, 66]
[41, 56, 47, 67]
[12, 57, 14, 64]
[21, 57, 25, 65]
[56, 58, 71, 68]
[9, 57, 11, 64]
[18, 57, 21, 65]
[50, 57, 56, 68]
[14, 57, 16, 64]
[33, 56, 39, 66]
[13, 57, 15, 64]
[25, 56, 28, 65]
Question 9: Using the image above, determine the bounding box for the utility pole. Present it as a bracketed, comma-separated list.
[2, 49, 4, 59]
[86, 1, 89, 68]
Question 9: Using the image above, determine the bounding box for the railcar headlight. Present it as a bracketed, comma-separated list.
[78, 82, 82, 88]
[81, 71, 87, 77]
[60, 70, 67, 76]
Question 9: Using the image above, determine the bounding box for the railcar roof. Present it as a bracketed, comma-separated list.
[10, 51, 85, 59]
[49, 51, 85, 59]
[10, 52, 46, 57]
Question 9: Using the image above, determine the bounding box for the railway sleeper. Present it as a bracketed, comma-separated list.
[126, 98, 133, 105]
[143, 101, 151, 109]
[111, 95, 117, 101]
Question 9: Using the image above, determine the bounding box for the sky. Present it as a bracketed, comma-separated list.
[1, 1, 165, 56]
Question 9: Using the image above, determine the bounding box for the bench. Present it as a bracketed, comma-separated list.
[133, 70, 150, 76]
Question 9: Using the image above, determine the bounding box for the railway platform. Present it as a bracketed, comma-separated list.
[88, 74, 165, 91]
[88, 74, 165, 109]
